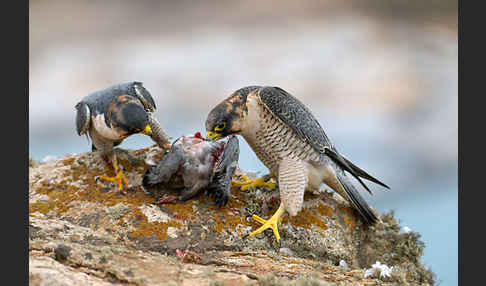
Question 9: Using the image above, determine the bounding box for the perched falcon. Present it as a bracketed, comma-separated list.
[75, 81, 171, 192]
[143, 132, 239, 207]
[205, 86, 389, 242]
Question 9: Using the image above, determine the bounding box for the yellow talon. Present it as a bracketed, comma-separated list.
[232, 176, 275, 191]
[248, 203, 285, 242]
[96, 170, 129, 191]
[95, 159, 129, 191]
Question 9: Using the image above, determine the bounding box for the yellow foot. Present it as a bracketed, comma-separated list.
[232, 175, 275, 191]
[95, 170, 129, 191]
[247, 203, 285, 242]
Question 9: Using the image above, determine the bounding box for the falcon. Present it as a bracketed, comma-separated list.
[205, 86, 389, 242]
[75, 81, 171, 192]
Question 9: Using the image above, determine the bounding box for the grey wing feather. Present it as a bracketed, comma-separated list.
[214, 136, 239, 175]
[208, 135, 240, 207]
[339, 153, 390, 189]
[75, 102, 91, 136]
[258, 86, 334, 154]
[82, 81, 156, 114]
[324, 147, 373, 195]
[258, 86, 389, 191]
[336, 171, 378, 224]
[142, 144, 184, 186]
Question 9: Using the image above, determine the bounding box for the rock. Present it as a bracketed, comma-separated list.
[279, 248, 295, 257]
[29, 147, 436, 285]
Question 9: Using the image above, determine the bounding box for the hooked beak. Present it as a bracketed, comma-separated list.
[206, 131, 222, 141]
[141, 125, 152, 136]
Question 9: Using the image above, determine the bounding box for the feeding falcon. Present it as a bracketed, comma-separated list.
[205, 86, 389, 242]
[75, 81, 171, 192]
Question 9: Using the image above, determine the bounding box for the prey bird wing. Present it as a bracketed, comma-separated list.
[258, 86, 389, 192]
[208, 136, 240, 207]
[278, 158, 308, 217]
[143, 144, 184, 186]
[213, 136, 240, 175]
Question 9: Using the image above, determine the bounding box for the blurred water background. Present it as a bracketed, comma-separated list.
[29, 1, 457, 284]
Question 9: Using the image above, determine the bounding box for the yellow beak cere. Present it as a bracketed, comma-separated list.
[141, 125, 152, 135]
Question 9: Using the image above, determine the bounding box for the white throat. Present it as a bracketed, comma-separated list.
[92, 114, 126, 141]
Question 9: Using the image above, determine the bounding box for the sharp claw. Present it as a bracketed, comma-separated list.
[231, 176, 275, 191]
[94, 171, 129, 192]
[246, 204, 284, 242]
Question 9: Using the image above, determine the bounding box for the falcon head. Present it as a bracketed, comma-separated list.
[109, 95, 152, 136]
[205, 86, 260, 140]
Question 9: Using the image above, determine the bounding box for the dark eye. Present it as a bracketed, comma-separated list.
[215, 122, 226, 131]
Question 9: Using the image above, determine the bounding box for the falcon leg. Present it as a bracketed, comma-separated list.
[247, 202, 285, 242]
[232, 175, 275, 191]
[95, 156, 129, 192]
[148, 115, 172, 149]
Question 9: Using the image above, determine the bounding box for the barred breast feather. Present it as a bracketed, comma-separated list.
[257, 86, 335, 158]
[241, 92, 321, 176]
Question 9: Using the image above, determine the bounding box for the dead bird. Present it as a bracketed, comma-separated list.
[143, 132, 239, 207]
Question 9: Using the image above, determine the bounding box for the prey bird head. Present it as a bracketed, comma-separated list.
[205, 86, 260, 140]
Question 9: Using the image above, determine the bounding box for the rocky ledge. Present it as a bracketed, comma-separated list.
[29, 146, 435, 285]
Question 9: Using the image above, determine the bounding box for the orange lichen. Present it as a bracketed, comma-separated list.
[127, 208, 181, 241]
[316, 204, 334, 218]
[342, 217, 356, 229]
[281, 207, 328, 230]
[30, 180, 80, 214]
[29, 200, 56, 215]
[163, 200, 198, 221]
[211, 213, 248, 233]
[30, 154, 156, 217]
[338, 206, 357, 229]
[61, 157, 76, 166]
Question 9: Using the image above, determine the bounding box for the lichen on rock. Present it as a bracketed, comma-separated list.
[29, 147, 436, 285]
